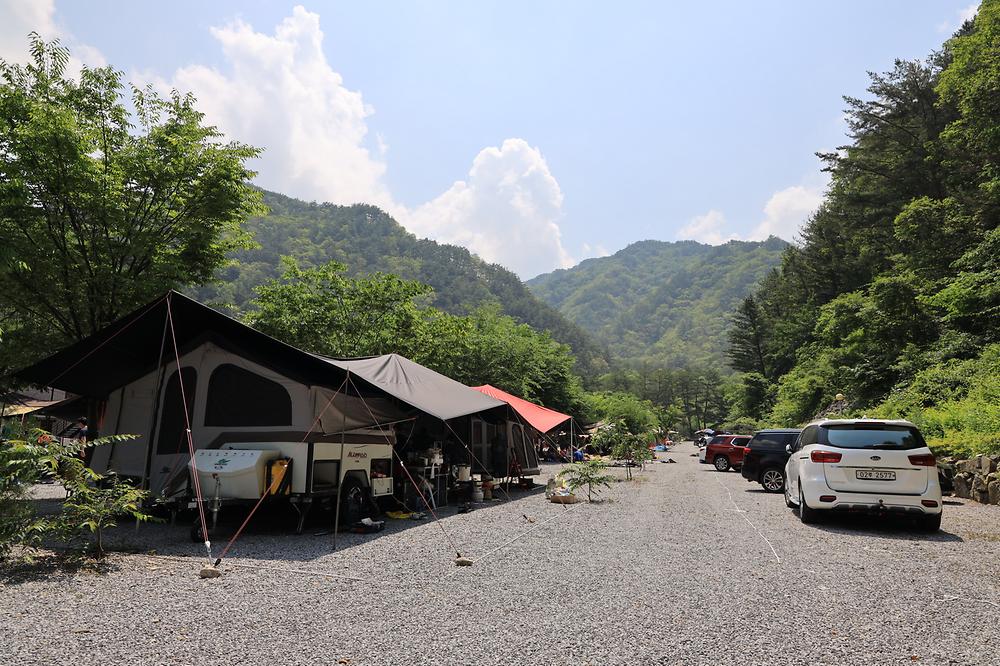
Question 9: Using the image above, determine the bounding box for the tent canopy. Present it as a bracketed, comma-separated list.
[10, 292, 504, 428]
[471, 384, 571, 434]
[13, 291, 386, 401]
[324, 355, 505, 422]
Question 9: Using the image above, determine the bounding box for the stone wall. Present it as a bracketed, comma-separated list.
[939, 454, 1000, 505]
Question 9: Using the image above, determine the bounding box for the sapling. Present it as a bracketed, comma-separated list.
[558, 459, 615, 502]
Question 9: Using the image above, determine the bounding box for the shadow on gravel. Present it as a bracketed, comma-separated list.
[804, 513, 963, 542]
[0, 552, 121, 586]
[72, 482, 552, 562]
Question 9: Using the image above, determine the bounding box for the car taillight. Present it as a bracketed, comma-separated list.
[908, 454, 936, 467]
[810, 450, 842, 463]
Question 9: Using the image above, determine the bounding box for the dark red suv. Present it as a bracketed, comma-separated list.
[706, 434, 752, 472]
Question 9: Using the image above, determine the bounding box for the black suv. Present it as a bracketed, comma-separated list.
[741, 429, 801, 492]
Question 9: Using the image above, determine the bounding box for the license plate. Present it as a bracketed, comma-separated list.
[856, 469, 895, 481]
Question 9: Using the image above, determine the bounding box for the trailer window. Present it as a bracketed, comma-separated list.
[204, 364, 292, 426]
[156, 367, 197, 455]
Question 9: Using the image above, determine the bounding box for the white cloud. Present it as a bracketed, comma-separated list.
[747, 184, 824, 242]
[141, 6, 393, 210]
[0, 0, 104, 73]
[678, 182, 825, 245]
[407, 139, 574, 278]
[677, 209, 737, 245]
[143, 6, 575, 278]
[581, 242, 611, 259]
[938, 3, 979, 33]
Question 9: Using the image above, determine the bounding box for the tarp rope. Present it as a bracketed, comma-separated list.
[213, 375, 350, 566]
[347, 375, 465, 558]
[165, 294, 212, 563]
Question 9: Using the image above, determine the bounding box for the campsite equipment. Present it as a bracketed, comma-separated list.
[191, 449, 281, 500]
[185, 439, 394, 536]
[455, 464, 472, 482]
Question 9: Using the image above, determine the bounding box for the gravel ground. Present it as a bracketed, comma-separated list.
[3, 444, 1000, 666]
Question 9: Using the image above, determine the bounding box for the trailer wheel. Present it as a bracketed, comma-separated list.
[190, 522, 213, 543]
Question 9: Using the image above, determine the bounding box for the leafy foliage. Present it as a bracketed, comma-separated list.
[724, 5, 1000, 451]
[528, 237, 788, 367]
[595, 365, 728, 436]
[197, 191, 607, 380]
[0, 428, 152, 558]
[591, 421, 653, 480]
[0, 35, 263, 374]
[558, 459, 615, 502]
[582, 391, 659, 438]
[246, 259, 584, 414]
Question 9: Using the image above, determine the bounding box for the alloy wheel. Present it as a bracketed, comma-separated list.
[761, 469, 784, 492]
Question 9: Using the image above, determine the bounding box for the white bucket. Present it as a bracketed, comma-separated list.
[455, 464, 472, 482]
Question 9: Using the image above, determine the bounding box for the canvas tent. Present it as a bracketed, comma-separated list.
[471, 385, 571, 434]
[321, 356, 546, 480]
[12, 291, 414, 494]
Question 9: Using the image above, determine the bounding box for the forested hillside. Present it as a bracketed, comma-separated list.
[726, 7, 1000, 456]
[527, 237, 788, 367]
[195, 191, 607, 377]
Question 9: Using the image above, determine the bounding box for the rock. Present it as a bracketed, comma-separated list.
[198, 566, 222, 579]
[937, 462, 956, 492]
[980, 455, 996, 475]
[989, 479, 1000, 506]
[953, 473, 972, 499]
[956, 459, 979, 475]
[971, 475, 991, 504]
[454, 556, 474, 567]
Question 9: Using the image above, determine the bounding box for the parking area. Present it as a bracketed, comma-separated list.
[2, 444, 999, 666]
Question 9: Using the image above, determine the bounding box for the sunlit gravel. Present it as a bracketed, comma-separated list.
[3, 445, 999, 665]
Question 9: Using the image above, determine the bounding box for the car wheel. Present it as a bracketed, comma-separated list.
[799, 487, 820, 524]
[784, 482, 796, 508]
[713, 455, 730, 472]
[919, 512, 942, 533]
[760, 468, 785, 493]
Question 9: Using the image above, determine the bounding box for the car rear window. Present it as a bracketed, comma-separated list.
[750, 433, 798, 451]
[823, 424, 926, 450]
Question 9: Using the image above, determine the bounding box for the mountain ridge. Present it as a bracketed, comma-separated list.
[527, 236, 789, 368]
[195, 190, 608, 377]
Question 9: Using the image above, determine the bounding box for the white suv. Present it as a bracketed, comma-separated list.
[784, 419, 942, 532]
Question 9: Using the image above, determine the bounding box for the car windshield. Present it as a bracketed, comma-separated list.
[708, 436, 726, 445]
[823, 424, 926, 450]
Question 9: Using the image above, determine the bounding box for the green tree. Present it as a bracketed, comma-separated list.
[247, 258, 433, 358]
[0, 35, 263, 369]
[558, 459, 615, 502]
[591, 420, 653, 480]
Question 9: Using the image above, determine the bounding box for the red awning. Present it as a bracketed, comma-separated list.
[471, 385, 571, 434]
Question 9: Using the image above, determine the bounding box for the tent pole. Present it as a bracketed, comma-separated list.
[333, 370, 348, 550]
[569, 416, 576, 462]
[141, 307, 171, 493]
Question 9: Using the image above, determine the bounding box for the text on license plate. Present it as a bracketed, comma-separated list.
[856, 469, 896, 481]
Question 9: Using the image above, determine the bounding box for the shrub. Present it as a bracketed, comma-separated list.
[558, 460, 615, 502]
[0, 428, 151, 558]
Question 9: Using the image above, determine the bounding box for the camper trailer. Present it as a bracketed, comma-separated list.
[187, 432, 396, 535]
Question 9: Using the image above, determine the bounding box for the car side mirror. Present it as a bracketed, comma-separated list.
[785, 444, 792, 454]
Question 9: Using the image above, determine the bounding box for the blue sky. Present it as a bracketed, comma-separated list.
[0, 1, 980, 277]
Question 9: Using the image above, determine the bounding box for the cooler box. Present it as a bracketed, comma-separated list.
[192, 449, 279, 499]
